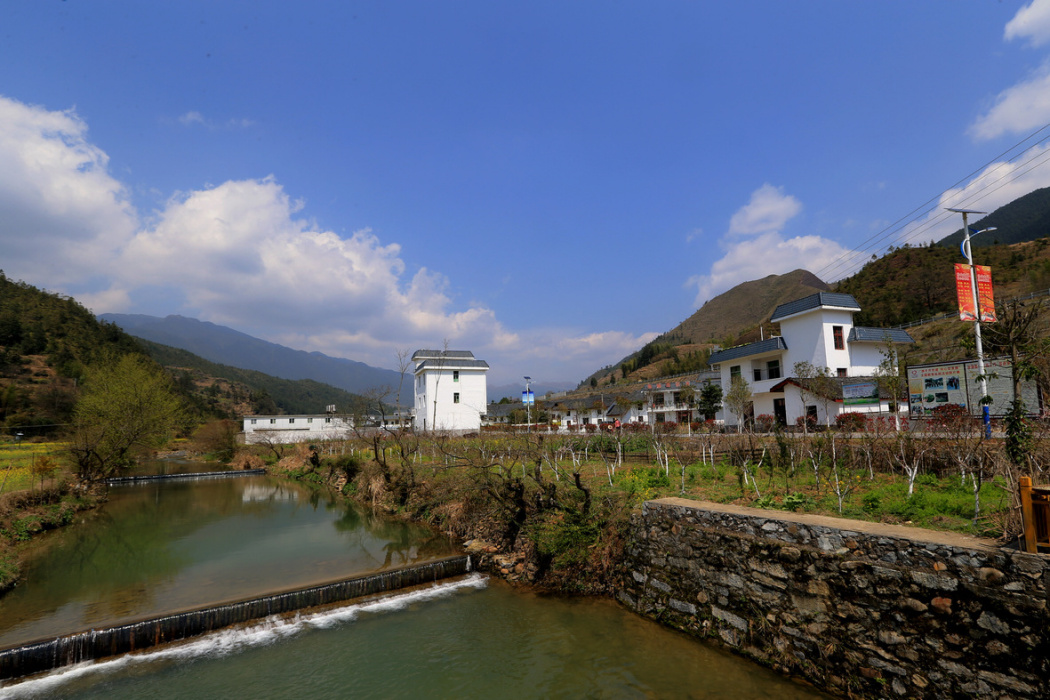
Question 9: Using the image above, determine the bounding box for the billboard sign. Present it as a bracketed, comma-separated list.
[842, 382, 879, 406]
[907, 358, 1039, 417]
[955, 263, 997, 322]
[522, 390, 535, 405]
[975, 265, 996, 322]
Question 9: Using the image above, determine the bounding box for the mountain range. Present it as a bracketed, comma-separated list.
[99, 314, 403, 395]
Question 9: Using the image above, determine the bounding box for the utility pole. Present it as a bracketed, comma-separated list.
[948, 208, 995, 439]
[524, 375, 532, 433]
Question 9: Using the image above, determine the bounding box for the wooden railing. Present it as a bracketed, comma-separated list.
[1019, 476, 1050, 553]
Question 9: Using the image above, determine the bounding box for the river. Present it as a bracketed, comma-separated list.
[0, 468, 826, 698]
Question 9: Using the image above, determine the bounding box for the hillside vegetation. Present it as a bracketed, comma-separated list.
[0, 274, 373, 437]
[141, 340, 369, 417]
[938, 186, 1050, 250]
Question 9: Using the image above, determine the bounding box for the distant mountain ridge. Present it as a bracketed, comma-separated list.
[100, 314, 403, 395]
[937, 186, 1050, 250]
[583, 269, 829, 385]
[657, 269, 829, 346]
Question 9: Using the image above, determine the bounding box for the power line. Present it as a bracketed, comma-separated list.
[814, 120, 1050, 283]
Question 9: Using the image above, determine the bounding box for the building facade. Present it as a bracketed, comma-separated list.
[411, 349, 489, 432]
[708, 292, 913, 428]
[242, 414, 352, 444]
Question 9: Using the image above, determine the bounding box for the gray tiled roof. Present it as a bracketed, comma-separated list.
[769, 375, 904, 400]
[412, 349, 476, 360]
[708, 336, 787, 365]
[415, 359, 490, 371]
[770, 292, 861, 322]
[848, 327, 915, 344]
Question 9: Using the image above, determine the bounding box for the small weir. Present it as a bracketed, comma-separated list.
[0, 555, 470, 682]
[104, 468, 267, 485]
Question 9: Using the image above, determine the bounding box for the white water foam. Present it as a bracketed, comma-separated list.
[0, 574, 488, 699]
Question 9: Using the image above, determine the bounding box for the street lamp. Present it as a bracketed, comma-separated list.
[948, 208, 995, 438]
[524, 376, 532, 433]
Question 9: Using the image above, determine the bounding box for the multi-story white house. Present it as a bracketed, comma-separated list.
[708, 292, 913, 428]
[412, 349, 489, 432]
[644, 371, 724, 426]
[242, 414, 353, 444]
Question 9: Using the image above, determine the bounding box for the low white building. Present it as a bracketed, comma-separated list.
[708, 292, 913, 428]
[242, 414, 353, 444]
[412, 349, 489, 432]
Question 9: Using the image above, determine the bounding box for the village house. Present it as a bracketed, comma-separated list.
[411, 349, 489, 432]
[708, 292, 913, 428]
[242, 413, 353, 444]
[644, 371, 724, 427]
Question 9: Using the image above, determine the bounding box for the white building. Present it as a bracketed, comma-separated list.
[708, 292, 913, 428]
[412, 349, 489, 432]
[644, 372, 725, 427]
[242, 414, 353, 444]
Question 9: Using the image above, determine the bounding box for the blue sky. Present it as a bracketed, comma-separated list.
[4, 1, 1050, 385]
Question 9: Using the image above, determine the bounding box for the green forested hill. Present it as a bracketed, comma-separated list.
[0, 272, 147, 432]
[833, 238, 1050, 327]
[140, 340, 370, 417]
[0, 272, 373, 434]
[937, 187, 1050, 250]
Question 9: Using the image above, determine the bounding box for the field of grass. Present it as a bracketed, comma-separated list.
[0, 441, 67, 495]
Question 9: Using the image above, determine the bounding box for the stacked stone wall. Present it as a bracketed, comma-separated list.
[619, 497, 1049, 699]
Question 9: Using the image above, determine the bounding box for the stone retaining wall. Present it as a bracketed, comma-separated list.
[618, 497, 1049, 699]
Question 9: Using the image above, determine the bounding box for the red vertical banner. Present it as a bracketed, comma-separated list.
[975, 265, 996, 322]
[955, 263, 976, 321]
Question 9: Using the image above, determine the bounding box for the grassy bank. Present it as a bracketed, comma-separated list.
[0, 483, 102, 592]
[261, 427, 1023, 593]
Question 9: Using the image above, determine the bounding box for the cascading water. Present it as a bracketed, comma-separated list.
[0, 556, 470, 681]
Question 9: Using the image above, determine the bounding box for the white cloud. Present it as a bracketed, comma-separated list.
[178, 111, 207, 126]
[970, 60, 1050, 140]
[727, 184, 802, 236]
[688, 231, 852, 306]
[177, 110, 254, 130]
[0, 94, 654, 384]
[0, 96, 138, 286]
[686, 184, 847, 305]
[1005, 0, 1050, 47]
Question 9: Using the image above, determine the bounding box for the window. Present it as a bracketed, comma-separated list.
[288, 418, 295, 424]
[833, 325, 844, 350]
[453, 370, 459, 382]
[325, 417, 331, 423]
[730, 365, 741, 379]
[307, 418, 313, 423]
[837, 368, 848, 378]
[767, 360, 781, 380]
[453, 392, 460, 404]
[269, 418, 276, 424]
[250, 419, 257, 425]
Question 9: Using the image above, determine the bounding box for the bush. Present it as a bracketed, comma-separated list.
[658, 421, 678, 434]
[835, 412, 867, 432]
[754, 414, 776, 433]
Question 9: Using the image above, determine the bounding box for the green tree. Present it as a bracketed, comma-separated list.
[723, 375, 752, 433]
[697, 382, 723, 421]
[67, 354, 185, 481]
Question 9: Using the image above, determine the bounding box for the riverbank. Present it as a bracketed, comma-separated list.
[0, 483, 103, 592]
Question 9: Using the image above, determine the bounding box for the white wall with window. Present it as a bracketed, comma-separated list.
[411, 349, 489, 432]
[242, 414, 353, 444]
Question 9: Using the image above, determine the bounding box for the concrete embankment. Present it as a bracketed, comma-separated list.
[0, 555, 470, 682]
[619, 498, 1048, 699]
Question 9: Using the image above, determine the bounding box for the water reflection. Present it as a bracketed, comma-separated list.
[0, 473, 455, 647]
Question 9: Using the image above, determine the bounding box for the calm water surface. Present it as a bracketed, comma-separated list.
[0, 472, 453, 647]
